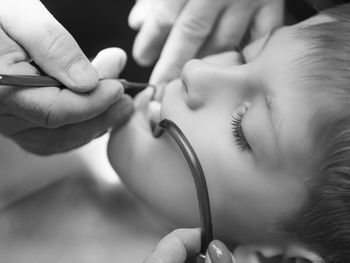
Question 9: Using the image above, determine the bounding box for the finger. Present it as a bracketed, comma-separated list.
[2, 79, 123, 128]
[145, 228, 201, 263]
[11, 95, 134, 155]
[198, 5, 255, 58]
[0, 28, 29, 65]
[0, 114, 36, 136]
[128, 0, 152, 30]
[92, 48, 127, 79]
[150, 0, 224, 88]
[201, 51, 243, 66]
[206, 240, 235, 263]
[46, 79, 124, 128]
[0, 0, 98, 92]
[132, 0, 187, 66]
[0, 26, 40, 75]
[250, 0, 285, 41]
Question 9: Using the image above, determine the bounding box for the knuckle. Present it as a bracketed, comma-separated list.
[153, 5, 176, 30]
[41, 26, 69, 57]
[0, 44, 27, 62]
[40, 25, 82, 69]
[0, 30, 28, 62]
[177, 17, 211, 38]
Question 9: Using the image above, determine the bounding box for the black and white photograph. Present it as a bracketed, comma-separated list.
[0, 0, 348, 262]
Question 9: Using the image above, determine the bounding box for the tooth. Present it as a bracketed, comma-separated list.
[147, 101, 161, 124]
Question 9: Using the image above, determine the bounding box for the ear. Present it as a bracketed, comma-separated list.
[285, 245, 325, 263]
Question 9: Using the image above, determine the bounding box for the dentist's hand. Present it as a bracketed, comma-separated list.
[0, 0, 133, 154]
[144, 228, 235, 263]
[129, 0, 284, 88]
[0, 45, 133, 155]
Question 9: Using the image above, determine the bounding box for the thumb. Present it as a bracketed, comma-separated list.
[91, 48, 127, 79]
[206, 240, 236, 263]
[1, 0, 98, 92]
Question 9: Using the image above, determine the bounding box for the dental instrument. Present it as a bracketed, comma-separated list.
[0, 74, 155, 96]
[153, 119, 213, 263]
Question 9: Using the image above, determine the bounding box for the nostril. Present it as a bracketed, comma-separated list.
[181, 78, 189, 94]
[181, 72, 204, 110]
[181, 60, 206, 110]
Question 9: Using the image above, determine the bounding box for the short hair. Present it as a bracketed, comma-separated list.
[280, 4, 350, 263]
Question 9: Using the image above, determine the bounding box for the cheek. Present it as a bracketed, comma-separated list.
[108, 112, 201, 228]
[210, 166, 307, 243]
[161, 80, 187, 121]
[181, 123, 306, 243]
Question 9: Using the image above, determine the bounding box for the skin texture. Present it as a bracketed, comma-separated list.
[129, 0, 285, 90]
[0, 0, 133, 154]
[108, 22, 317, 246]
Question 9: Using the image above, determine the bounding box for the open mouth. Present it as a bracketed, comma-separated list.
[133, 80, 176, 134]
[110, 80, 214, 255]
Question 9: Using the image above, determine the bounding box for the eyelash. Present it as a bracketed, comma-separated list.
[231, 110, 252, 152]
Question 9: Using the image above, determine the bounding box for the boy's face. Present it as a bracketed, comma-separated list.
[108, 24, 315, 244]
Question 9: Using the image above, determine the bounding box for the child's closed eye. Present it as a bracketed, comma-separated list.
[231, 106, 252, 152]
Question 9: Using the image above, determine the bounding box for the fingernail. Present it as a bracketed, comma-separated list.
[208, 240, 235, 263]
[68, 57, 98, 90]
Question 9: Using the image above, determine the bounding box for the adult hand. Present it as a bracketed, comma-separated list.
[144, 228, 235, 263]
[129, 0, 284, 89]
[2, 0, 99, 91]
[0, 46, 134, 155]
[0, 0, 134, 154]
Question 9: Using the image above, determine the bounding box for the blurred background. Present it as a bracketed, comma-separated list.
[41, 0, 153, 82]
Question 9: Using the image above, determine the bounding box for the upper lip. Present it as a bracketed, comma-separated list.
[154, 79, 180, 103]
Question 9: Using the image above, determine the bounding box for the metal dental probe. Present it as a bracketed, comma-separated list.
[0, 74, 155, 96]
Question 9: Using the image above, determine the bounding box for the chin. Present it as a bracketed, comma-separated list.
[107, 87, 200, 230]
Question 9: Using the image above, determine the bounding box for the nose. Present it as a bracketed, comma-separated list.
[181, 57, 249, 110]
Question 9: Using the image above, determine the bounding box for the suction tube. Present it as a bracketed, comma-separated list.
[153, 119, 213, 259]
